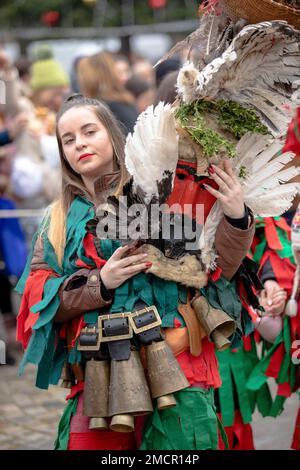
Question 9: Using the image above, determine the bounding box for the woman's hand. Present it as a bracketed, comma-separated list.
[204, 159, 245, 219]
[260, 280, 287, 316]
[100, 244, 151, 290]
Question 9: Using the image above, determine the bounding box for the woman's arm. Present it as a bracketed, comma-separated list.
[54, 268, 112, 322]
[215, 211, 255, 280]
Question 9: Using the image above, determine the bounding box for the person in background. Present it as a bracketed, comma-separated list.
[15, 56, 32, 100]
[0, 112, 28, 147]
[77, 51, 138, 135]
[126, 75, 155, 113]
[113, 54, 132, 86]
[246, 105, 300, 450]
[0, 45, 68, 244]
[154, 71, 178, 106]
[30, 45, 70, 114]
[155, 58, 181, 88]
[131, 57, 156, 87]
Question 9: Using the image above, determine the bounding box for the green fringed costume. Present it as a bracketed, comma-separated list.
[246, 216, 300, 418]
[17, 192, 258, 450]
[16, 196, 223, 450]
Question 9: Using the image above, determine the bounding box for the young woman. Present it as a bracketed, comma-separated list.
[16, 93, 255, 450]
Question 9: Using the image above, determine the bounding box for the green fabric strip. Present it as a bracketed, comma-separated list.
[54, 395, 79, 450]
[140, 388, 219, 450]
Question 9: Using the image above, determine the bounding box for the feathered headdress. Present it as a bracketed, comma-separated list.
[99, 2, 300, 280]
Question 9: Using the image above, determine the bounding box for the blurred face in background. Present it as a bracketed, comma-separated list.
[114, 58, 132, 86]
[132, 60, 155, 86]
[34, 85, 70, 112]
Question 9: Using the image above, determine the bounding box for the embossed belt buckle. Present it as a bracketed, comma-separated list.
[129, 305, 162, 334]
[98, 312, 133, 342]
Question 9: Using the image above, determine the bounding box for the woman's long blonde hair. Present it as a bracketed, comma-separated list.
[77, 51, 134, 105]
[45, 94, 128, 266]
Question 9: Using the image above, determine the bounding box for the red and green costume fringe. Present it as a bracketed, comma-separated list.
[247, 217, 300, 426]
[216, 333, 273, 450]
[16, 190, 256, 450]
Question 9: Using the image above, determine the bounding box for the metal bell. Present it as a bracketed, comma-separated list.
[110, 414, 135, 433]
[89, 417, 109, 431]
[108, 349, 153, 432]
[83, 358, 110, 429]
[146, 340, 189, 400]
[157, 394, 177, 410]
[192, 295, 235, 351]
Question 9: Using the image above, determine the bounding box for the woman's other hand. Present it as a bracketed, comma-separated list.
[204, 159, 245, 219]
[100, 244, 151, 290]
[260, 280, 287, 316]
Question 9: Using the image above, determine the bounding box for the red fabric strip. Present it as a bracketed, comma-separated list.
[66, 382, 85, 401]
[275, 217, 291, 235]
[283, 108, 300, 157]
[71, 315, 86, 348]
[176, 337, 221, 389]
[268, 251, 295, 294]
[83, 233, 106, 269]
[277, 382, 292, 398]
[218, 410, 255, 450]
[243, 335, 252, 353]
[265, 218, 283, 250]
[210, 266, 222, 282]
[16, 269, 54, 349]
[265, 342, 285, 378]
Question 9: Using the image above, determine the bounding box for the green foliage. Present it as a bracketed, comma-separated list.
[176, 99, 269, 159]
[217, 100, 269, 138]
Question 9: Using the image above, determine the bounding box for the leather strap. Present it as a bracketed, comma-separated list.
[103, 317, 131, 360]
[177, 300, 206, 357]
[132, 300, 163, 345]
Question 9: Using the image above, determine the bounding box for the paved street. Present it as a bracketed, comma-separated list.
[0, 358, 66, 450]
[0, 354, 299, 450]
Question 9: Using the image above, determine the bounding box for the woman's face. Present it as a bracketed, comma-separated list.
[58, 106, 114, 179]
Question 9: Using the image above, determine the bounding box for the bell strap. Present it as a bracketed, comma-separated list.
[103, 316, 131, 361]
[177, 300, 206, 357]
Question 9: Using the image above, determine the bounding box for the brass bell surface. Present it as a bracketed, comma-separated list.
[108, 350, 153, 419]
[157, 393, 177, 410]
[191, 296, 235, 351]
[83, 359, 110, 418]
[109, 414, 135, 433]
[211, 331, 231, 351]
[89, 417, 109, 430]
[146, 340, 189, 398]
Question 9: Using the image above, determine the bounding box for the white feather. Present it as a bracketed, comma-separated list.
[200, 133, 300, 269]
[193, 21, 300, 136]
[199, 201, 223, 270]
[125, 102, 179, 204]
[246, 184, 300, 217]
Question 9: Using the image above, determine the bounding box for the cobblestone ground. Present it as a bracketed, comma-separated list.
[0, 355, 298, 450]
[0, 357, 67, 450]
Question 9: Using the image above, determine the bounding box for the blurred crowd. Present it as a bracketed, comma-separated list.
[0, 43, 184, 365]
